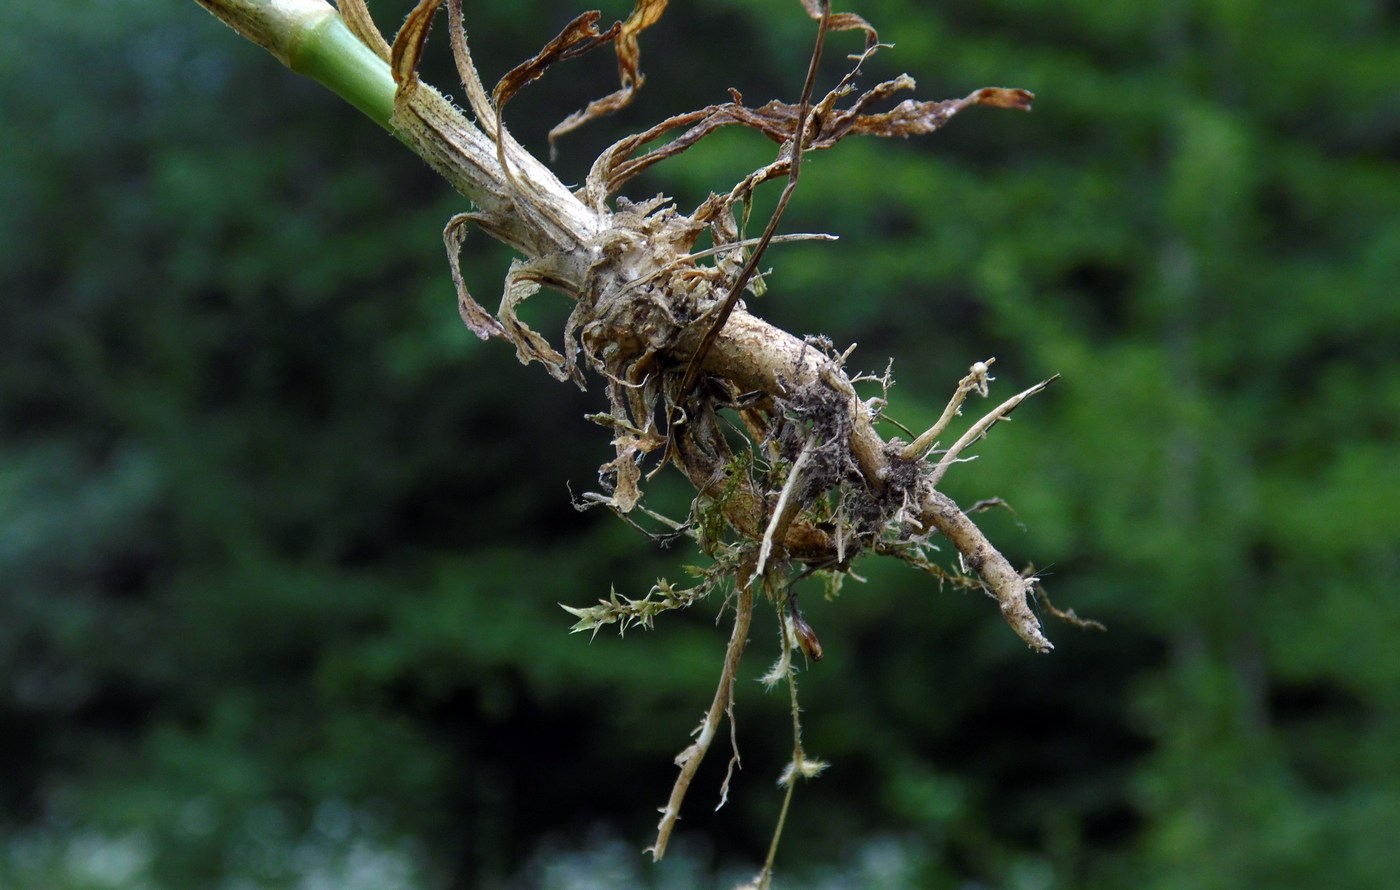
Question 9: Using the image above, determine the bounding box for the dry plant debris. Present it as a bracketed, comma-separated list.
[232, 0, 1102, 880]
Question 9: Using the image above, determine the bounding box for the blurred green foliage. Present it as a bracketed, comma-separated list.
[2, 0, 1397, 887]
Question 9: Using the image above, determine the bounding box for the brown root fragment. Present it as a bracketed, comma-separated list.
[927, 375, 1059, 486]
[667, 0, 835, 437]
[920, 490, 1052, 652]
[649, 573, 753, 861]
[1033, 580, 1107, 632]
[903, 358, 995, 460]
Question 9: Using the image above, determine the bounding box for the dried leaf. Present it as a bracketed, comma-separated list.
[446, 0, 497, 128]
[773, 83, 1034, 149]
[589, 82, 1032, 200]
[964, 86, 1037, 110]
[389, 0, 446, 97]
[825, 88, 1030, 143]
[442, 213, 506, 341]
[493, 11, 621, 109]
[548, 0, 669, 147]
[601, 434, 644, 513]
[497, 259, 586, 388]
[798, 0, 878, 48]
[615, 0, 669, 83]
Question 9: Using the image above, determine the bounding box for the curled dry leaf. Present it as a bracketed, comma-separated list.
[549, 0, 670, 148]
[497, 257, 588, 387]
[493, 11, 622, 109]
[389, 0, 445, 98]
[443, 212, 507, 341]
[798, 0, 878, 48]
[589, 81, 1032, 202]
[819, 85, 1035, 141]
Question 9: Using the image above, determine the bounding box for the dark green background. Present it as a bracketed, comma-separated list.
[2, 0, 1396, 886]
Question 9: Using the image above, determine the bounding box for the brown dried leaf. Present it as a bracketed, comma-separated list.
[446, 0, 497, 128]
[590, 80, 1030, 200]
[498, 259, 586, 388]
[602, 434, 644, 513]
[964, 86, 1037, 110]
[443, 213, 506, 341]
[762, 82, 1034, 148]
[587, 103, 796, 200]
[549, 0, 669, 147]
[493, 12, 622, 109]
[822, 86, 1034, 144]
[389, 0, 446, 97]
[615, 0, 669, 80]
[798, 0, 878, 48]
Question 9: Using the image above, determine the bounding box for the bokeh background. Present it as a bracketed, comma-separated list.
[2, 0, 1396, 887]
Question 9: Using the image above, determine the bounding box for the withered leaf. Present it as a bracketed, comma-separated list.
[548, 0, 670, 148]
[497, 258, 586, 388]
[602, 434, 645, 513]
[816, 85, 1035, 145]
[389, 0, 446, 95]
[443, 212, 506, 341]
[591, 83, 1032, 199]
[963, 86, 1036, 110]
[616, 0, 669, 81]
[493, 11, 622, 109]
[798, 0, 878, 49]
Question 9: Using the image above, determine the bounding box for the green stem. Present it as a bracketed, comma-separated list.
[194, 0, 594, 250]
[292, 14, 397, 132]
[194, 0, 397, 135]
